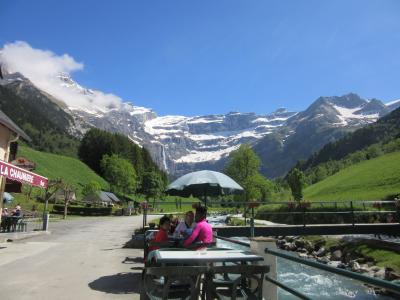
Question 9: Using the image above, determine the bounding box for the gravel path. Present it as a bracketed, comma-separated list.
[0, 215, 153, 300]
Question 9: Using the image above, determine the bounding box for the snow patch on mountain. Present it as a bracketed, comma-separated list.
[187, 116, 225, 124]
[386, 99, 400, 106]
[386, 99, 400, 111]
[188, 134, 225, 141]
[175, 145, 241, 163]
[333, 105, 379, 126]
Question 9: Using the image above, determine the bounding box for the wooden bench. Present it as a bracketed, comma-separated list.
[142, 265, 208, 300]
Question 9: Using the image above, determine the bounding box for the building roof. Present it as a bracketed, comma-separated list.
[0, 110, 31, 142]
[103, 192, 121, 203]
[85, 191, 121, 203]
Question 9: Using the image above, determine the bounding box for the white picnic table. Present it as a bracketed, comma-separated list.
[154, 249, 264, 264]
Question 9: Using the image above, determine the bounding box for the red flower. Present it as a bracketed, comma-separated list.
[298, 201, 311, 209]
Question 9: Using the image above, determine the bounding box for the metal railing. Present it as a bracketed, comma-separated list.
[214, 235, 311, 299]
[253, 200, 399, 227]
[143, 200, 400, 225]
[214, 235, 400, 299]
[143, 200, 400, 237]
[265, 248, 400, 297]
[213, 235, 251, 247]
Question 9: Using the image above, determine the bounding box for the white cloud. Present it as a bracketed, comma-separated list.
[0, 41, 123, 110]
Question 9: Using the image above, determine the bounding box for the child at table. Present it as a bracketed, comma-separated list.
[148, 215, 171, 253]
[173, 211, 195, 238]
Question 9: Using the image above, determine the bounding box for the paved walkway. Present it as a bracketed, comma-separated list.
[0, 215, 152, 300]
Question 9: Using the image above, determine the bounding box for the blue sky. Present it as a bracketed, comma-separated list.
[1, 0, 400, 116]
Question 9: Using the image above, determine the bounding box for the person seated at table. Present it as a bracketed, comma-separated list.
[1, 207, 8, 217]
[173, 211, 195, 238]
[169, 215, 179, 235]
[148, 215, 171, 252]
[184, 206, 213, 248]
[1, 208, 10, 232]
[12, 204, 21, 217]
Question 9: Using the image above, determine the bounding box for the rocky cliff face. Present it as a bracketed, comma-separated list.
[1, 70, 397, 178]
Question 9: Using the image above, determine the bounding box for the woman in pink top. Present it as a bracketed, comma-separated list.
[184, 206, 213, 248]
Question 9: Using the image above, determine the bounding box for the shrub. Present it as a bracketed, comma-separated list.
[52, 204, 112, 216]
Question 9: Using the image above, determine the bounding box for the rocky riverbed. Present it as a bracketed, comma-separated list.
[276, 236, 400, 296]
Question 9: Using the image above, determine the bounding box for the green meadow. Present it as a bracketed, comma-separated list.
[304, 151, 400, 201]
[18, 146, 109, 194]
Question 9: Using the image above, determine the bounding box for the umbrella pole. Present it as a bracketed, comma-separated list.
[204, 187, 207, 208]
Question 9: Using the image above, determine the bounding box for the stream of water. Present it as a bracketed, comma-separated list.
[207, 215, 396, 300]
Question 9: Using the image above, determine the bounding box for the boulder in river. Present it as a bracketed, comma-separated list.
[374, 268, 386, 280]
[331, 249, 343, 261]
[317, 256, 331, 264]
[385, 268, 400, 281]
[350, 260, 361, 272]
[298, 253, 308, 259]
[315, 247, 327, 257]
[294, 239, 305, 249]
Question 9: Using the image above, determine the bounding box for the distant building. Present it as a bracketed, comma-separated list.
[83, 191, 121, 207]
[52, 189, 77, 204]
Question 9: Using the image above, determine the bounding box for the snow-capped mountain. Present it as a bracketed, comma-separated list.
[254, 93, 395, 178]
[386, 99, 400, 111]
[142, 109, 296, 174]
[1, 70, 398, 178]
[62, 71, 297, 175]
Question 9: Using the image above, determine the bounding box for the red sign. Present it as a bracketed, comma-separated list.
[0, 159, 48, 188]
[248, 201, 260, 208]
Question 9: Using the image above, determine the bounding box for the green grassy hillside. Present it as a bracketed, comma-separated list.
[304, 151, 400, 201]
[19, 146, 109, 193]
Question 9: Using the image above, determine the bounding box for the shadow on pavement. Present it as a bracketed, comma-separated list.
[88, 272, 142, 294]
[122, 256, 144, 264]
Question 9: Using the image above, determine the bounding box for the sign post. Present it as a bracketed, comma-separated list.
[0, 159, 48, 188]
[0, 159, 49, 229]
[141, 201, 148, 228]
[248, 201, 260, 238]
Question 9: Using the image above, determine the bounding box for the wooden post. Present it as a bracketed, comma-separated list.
[250, 237, 278, 300]
[250, 206, 255, 237]
[0, 128, 12, 225]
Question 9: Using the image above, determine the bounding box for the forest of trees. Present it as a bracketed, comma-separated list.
[78, 128, 168, 196]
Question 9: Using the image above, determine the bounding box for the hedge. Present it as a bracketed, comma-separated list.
[255, 203, 396, 225]
[53, 204, 112, 216]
